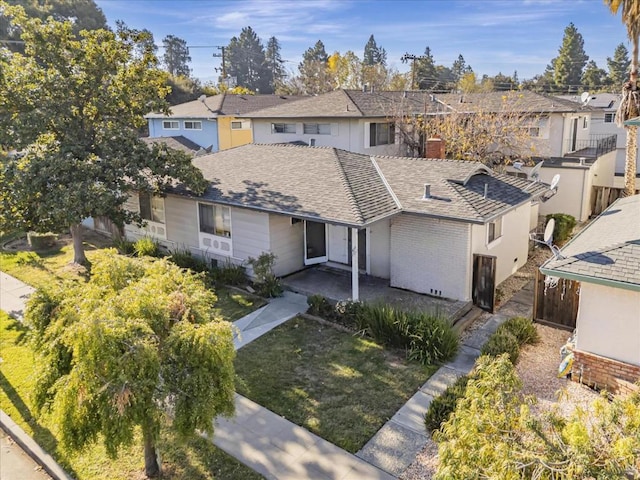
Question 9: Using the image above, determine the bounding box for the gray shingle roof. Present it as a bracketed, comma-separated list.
[542, 195, 640, 288]
[145, 93, 303, 119]
[244, 89, 590, 119]
[180, 144, 545, 226]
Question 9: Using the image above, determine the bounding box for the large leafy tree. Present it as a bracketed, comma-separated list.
[26, 250, 236, 478]
[552, 22, 589, 91]
[606, 0, 640, 196]
[328, 50, 362, 89]
[0, 0, 106, 52]
[162, 34, 191, 77]
[607, 42, 631, 86]
[299, 40, 332, 94]
[0, 5, 207, 264]
[225, 26, 270, 93]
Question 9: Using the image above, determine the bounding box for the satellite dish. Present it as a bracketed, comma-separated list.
[513, 161, 524, 171]
[549, 173, 560, 191]
[580, 91, 590, 104]
[528, 160, 544, 181]
[198, 94, 207, 102]
[543, 218, 555, 244]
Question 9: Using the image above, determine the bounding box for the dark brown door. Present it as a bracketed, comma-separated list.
[473, 254, 497, 312]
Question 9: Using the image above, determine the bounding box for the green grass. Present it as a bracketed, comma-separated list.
[213, 288, 266, 322]
[234, 316, 437, 453]
[0, 311, 263, 480]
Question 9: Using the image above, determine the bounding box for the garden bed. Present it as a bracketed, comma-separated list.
[234, 315, 437, 453]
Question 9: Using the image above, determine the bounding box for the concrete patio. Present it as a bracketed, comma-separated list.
[282, 266, 470, 322]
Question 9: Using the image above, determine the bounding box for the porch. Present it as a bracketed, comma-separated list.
[282, 266, 470, 322]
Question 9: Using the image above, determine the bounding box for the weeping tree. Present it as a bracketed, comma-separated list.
[607, 0, 640, 196]
[0, 4, 206, 265]
[26, 250, 236, 478]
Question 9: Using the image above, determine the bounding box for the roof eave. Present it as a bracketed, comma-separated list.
[538, 267, 640, 292]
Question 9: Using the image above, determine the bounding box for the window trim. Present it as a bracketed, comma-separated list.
[303, 123, 331, 135]
[231, 121, 243, 130]
[271, 123, 296, 134]
[582, 117, 588, 129]
[184, 120, 202, 130]
[604, 112, 616, 123]
[487, 217, 503, 244]
[198, 203, 232, 238]
[162, 120, 179, 130]
[369, 122, 395, 147]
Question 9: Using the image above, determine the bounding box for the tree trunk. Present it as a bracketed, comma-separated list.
[143, 427, 160, 478]
[69, 224, 88, 265]
[624, 124, 637, 196]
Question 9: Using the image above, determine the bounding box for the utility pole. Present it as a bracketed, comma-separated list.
[401, 52, 427, 90]
[212, 46, 226, 79]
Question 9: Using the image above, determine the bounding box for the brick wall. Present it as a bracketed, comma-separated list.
[390, 214, 470, 301]
[426, 138, 445, 159]
[572, 349, 640, 397]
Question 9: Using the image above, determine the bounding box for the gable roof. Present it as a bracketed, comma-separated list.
[557, 93, 619, 110]
[177, 144, 546, 227]
[244, 89, 590, 119]
[541, 195, 640, 291]
[145, 93, 303, 119]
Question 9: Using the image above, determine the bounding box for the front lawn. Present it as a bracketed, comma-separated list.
[0, 311, 262, 480]
[234, 316, 437, 453]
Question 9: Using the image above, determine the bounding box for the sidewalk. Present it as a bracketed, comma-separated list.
[0, 271, 35, 321]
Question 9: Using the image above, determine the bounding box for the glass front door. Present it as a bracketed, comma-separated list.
[304, 221, 328, 265]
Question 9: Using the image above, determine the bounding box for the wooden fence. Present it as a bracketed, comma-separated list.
[533, 271, 580, 330]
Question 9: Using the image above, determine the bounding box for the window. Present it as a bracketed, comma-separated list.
[583, 117, 588, 129]
[488, 217, 503, 243]
[139, 193, 165, 224]
[184, 121, 202, 130]
[271, 123, 296, 134]
[369, 122, 395, 146]
[163, 120, 179, 130]
[198, 203, 231, 238]
[231, 121, 243, 129]
[303, 123, 330, 135]
[604, 113, 616, 123]
[527, 127, 540, 137]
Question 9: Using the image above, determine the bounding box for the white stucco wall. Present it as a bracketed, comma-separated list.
[471, 203, 531, 286]
[389, 214, 471, 301]
[527, 166, 592, 222]
[269, 214, 304, 277]
[576, 282, 640, 366]
[369, 218, 391, 279]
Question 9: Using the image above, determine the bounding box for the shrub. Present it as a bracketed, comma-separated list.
[113, 238, 135, 255]
[27, 232, 58, 250]
[498, 317, 539, 346]
[356, 303, 408, 348]
[333, 300, 363, 329]
[211, 261, 246, 286]
[307, 294, 334, 318]
[424, 374, 469, 435]
[481, 330, 520, 364]
[247, 252, 282, 297]
[546, 213, 576, 245]
[169, 248, 209, 273]
[133, 237, 160, 257]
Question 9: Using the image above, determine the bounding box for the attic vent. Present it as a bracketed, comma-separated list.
[483, 183, 488, 199]
[424, 183, 431, 199]
[309, 138, 316, 146]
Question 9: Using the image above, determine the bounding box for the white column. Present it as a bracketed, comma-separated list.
[351, 227, 359, 301]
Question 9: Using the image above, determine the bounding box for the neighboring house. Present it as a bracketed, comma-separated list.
[124, 144, 550, 310]
[144, 93, 302, 152]
[558, 93, 640, 190]
[540, 195, 640, 396]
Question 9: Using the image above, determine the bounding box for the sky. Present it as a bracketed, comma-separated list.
[95, 0, 630, 85]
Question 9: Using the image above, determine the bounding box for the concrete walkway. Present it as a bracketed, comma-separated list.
[0, 271, 34, 321]
[356, 280, 535, 476]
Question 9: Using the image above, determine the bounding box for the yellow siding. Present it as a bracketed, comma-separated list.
[218, 116, 253, 150]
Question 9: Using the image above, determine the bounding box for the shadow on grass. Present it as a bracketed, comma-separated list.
[5, 316, 29, 345]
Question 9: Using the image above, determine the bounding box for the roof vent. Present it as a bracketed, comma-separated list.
[483, 183, 488, 199]
[309, 138, 316, 147]
[363, 83, 369, 93]
[424, 183, 431, 199]
[579, 157, 586, 166]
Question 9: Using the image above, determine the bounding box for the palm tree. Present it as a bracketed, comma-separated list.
[606, 0, 640, 196]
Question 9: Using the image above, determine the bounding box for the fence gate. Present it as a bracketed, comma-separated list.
[533, 271, 580, 330]
[472, 254, 496, 313]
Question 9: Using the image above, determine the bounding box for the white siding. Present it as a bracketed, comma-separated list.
[166, 196, 199, 248]
[576, 283, 640, 366]
[390, 214, 471, 301]
[269, 215, 304, 276]
[471, 203, 530, 286]
[231, 208, 270, 262]
[369, 218, 391, 279]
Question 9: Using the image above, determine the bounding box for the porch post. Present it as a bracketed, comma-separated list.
[351, 227, 359, 301]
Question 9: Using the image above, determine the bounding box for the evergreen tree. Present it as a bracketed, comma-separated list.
[607, 43, 631, 87]
[116, 20, 157, 60]
[489, 72, 518, 91]
[162, 34, 191, 77]
[298, 40, 332, 94]
[363, 34, 386, 66]
[552, 22, 589, 91]
[582, 60, 608, 90]
[225, 27, 270, 93]
[451, 54, 472, 85]
[413, 46, 437, 90]
[265, 36, 285, 93]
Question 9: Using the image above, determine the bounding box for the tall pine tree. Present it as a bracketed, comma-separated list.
[363, 34, 386, 66]
[162, 35, 191, 77]
[607, 43, 631, 87]
[298, 40, 331, 94]
[225, 27, 270, 93]
[265, 36, 285, 93]
[552, 22, 589, 92]
[413, 47, 437, 90]
[582, 60, 608, 90]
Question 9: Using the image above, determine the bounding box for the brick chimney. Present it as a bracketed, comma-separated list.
[426, 137, 445, 159]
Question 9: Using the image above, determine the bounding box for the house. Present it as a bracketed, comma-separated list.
[540, 195, 640, 396]
[144, 93, 302, 152]
[124, 144, 550, 310]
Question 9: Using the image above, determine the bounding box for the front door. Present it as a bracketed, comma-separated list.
[328, 225, 349, 264]
[472, 254, 496, 312]
[304, 221, 328, 265]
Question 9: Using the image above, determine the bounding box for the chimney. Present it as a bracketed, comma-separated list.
[426, 137, 445, 159]
[424, 183, 431, 199]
